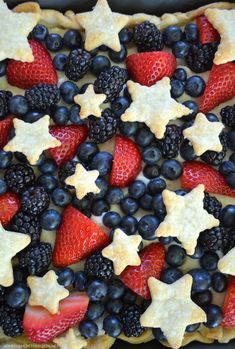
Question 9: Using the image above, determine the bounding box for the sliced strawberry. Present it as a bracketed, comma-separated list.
[199, 62, 235, 113]
[0, 116, 13, 149]
[196, 15, 220, 44]
[23, 292, 89, 343]
[110, 135, 141, 188]
[6, 40, 57, 89]
[53, 205, 110, 267]
[182, 161, 235, 198]
[48, 125, 88, 167]
[120, 243, 165, 299]
[222, 276, 235, 328]
[0, 192, 20, 227]
[126, 52, 176, 86]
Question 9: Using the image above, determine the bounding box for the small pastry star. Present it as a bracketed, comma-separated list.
[121, 77, 191, 139]
[140, 275, 206, 349]
[65, 163, 100, 200]
[183, 113, 224, 156]
[74, 85, 106, 119]
[76, 0, 129, 51]
[102, 228, 142, 275]
[27, 270, 69, 314]
[0, 222, 31, 287]
[0, 0, 39, 62]
[156, 184, 219, 255]
[53, 328, 87, 349]
[4, 116, 61, 165]
[218, 247, 235, 276]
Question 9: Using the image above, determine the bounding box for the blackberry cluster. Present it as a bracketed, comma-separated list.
[133, 21, 163, 52]
[199, 227, 229, 252]
[0, 303, 24, 337]
[157, 125, 183, 159]
[11, 211, 42, 243]
[220, 105, 235, 128]
[120, 305, 145, 337]
[203, 193, 222, 219]
[25, 84, 60, 111]
[89, 109, 118, 144]
[21, 186, 50, 215]
[4, 164, 35, 194]
[201, 132, 228, 166]
[19, 242, 52, 275]
[186, 43, 218, 73]
[65, 48, 92, 81]
[0, 90, 12, 119]
[84, 252, 114, 280]
[58, 160, 78, 187]
[223, 229, 235, 254]
[94, 66, 128, 102]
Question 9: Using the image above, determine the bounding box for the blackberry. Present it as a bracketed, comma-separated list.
[220, 105, 235, 128]
[94, 66, 128, 102]
[0, 286, 5, 301]
[65, 48, 92, 81]
[0, 303, 24, 337]
[84, 252, 114, 280]
[199, 227, 229, 252]
[25, 84, 60, 111]
[58, 160, 78, 187]
[0, 90, 12, 119]
[120, 305, 145, 337]
[223, 229, 235, 254]
[201, 132, 228, 166]
[203, 193, 222, 219]
[157, 125, 183, 159]
[11, 211, 42, 243]
[4, 164, 35, 194]
[133, 21, 163, 52]
[21, 186, 50, 215]
[89, 109, 118, 144]
[186, 43, 218, 73]
[19, 242, 52, 275]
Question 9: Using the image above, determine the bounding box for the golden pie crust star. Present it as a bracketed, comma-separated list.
[65, 163, 100, 199]
[74, 85, 106, 119]
[102, 228, 142, 275]
[53, 328, 87, 349]
[121, 77, 191, 139]
[27, 270, 69, 314]
[4, 115, 61, 165]
[0, 222, 31, 287]
[218, 247, 235, 276]
[140, 274, 207, 349]
[156, 184, 219, 255]
[76, 0, 129, 52]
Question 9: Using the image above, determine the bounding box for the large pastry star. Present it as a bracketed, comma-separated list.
[0, 0, 39, 62]
[76, 0, 129, 51]
[140, 275, 207, 349]
[205, 9, 235, 64]
[4, 116, 61, 165]
[218, 247, 235, 276]
[156, 184, 219, 255]
[121, 77, 191, 139]
[0, 222, 31, 287]
[74, 84, 106, 119]
[27, 270, 69, 314]
[53, 329, 87, 349]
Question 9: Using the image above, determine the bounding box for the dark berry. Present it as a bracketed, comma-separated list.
[203, 193, 222, 219]
[185, 75, 205, 97]
[201, 132, 227, 166]
[133, 21, 163, 52]
[0, 150, 12, 169]
[220, 104, 235, 128]
[40, 209, 61, 230]
[142, 146, 161, 165]
[227, 130, 235, 151]
[74, 271, 87, 292]
[219, 160, 235, 176]
[103, 315, 123, 337]
[206, 113, 219, 122]
[147, 178, 166, 195]
[0, 178, 7, 196]
[4, 164, 35, 194]
[11, 211, 41, 243]
[184, 23, 199, 42]
[58, 160, 77, 187]
[25, 84, 60, 111]
[160, 267, 183, 284]
[212, 272, 228, 293]
[45, 33, 63, 52]
[63, 29, 82, 49]
[163, 25, 183, 46]
[89, 108, 118, 143]
[180, 139, 197, 161]
[103, 211, 121, 228]
[38, 158, 57, 174]
[52, 106, 69, 125]
[135, 126, 154, 147]
[172, 41, 189, 58]
[157, 125, 183, 159]
[189, 268, 212, 292]
[173, 68, 187, 81]
[87, 279, 108, 301]
[119, 121, 138, 137]
[0, 60, 7, 77]
[119, 28, 133, 43]
[152, 193, 166, 219]
[186, 323, 201, 333]
[91, 199, 110, 216]
[166, 245, 186, 267]
[0, 90, 12, 119]
[91, 55, 111, 76]
[77, 142, 99, 164]
[6, 283, 30, 309]
[111, 96, 130, 118]
[152, 328, 166, 341]
[186, 43, 217, 73]
[60, 81, 79, 104]
[226, 172, 235, 189]
[192, 290, 212, 307]
[79, 320, 99, 339]
[19, 242, 52, 275]
[87, 301, 104, 320]
[65, 48, 91, 81]
[219, 205, 235, 228]
[143, 164, 160, 179]
[37, 174, 58, 193]
[120, 197, 139, 215]
[51, 188, 72, 207]
[161, 159, 182, 180]
[106, 299, 123, 315]
[32, 24, 48, 41]
[23, 111, 44, 123]
[203, 304, 222, 328]
[182, 100, 198, 121]
[138, 215, 160, 240]
[90, 151, 113, 176]
[0, 304, 24, 337]
[170, 79, 185, 98]
[21, 186, 50, 215]
[199, 227, 228, 252]
[119, 215, 138, 235]
[120, 305, 144, 337]
[94, 177, 109, 199]
[200, 251, 219, 271]
[128, 180, 146, 199]
[108, 279, 125, 300]
[56, 268, 74, 287]
[9, 95, 29, 116]
[85, 252, 114, 280]
[69, 104, 84, 125]
[53, 53, 67, 71]
[109, 44, 127, 63]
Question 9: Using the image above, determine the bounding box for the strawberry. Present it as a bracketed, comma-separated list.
[126, 52, 176, 86]
[222, 276, 235, 328]
[48, 125, 88, 167]
[23, 292, 89, 343]
[53, 205, 110, 267]
[199, 62, 235, 113]
[182, 161, 235, 198]
[196, 15, 220, 44]
[110, 135, 141, 188]
[120, 243, 165, 299]
[0, 192, 20, 227]
[0, 116, 13, 149]
[6, 39, 57, 89]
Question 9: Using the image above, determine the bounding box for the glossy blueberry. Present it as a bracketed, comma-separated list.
[163, 25, 183, 46]
[143, 164, 160, 179]
[184, 23, 199, 42]
[228, 130, 235, 151]
[170, 79, 185, 98]
[185, 76, 205, 97]
[138, 215, 160, 240]
[119, 215, 138, 235]
[91, 151, 113, 176]
[166, 245, 186, 267]
[206, 113, 219, 122]
[204, 304, 222, 328]
[38, 158, 57, 174]
[0, 179, 7, 196]
[60, 81, 79, 104]
[40, 209, 61, 230]
[152, 193, 166, 219]
[190, 245, 204, 259]
[159, 236, 174, 245]
[9, 95, 29, 116]
[63, 29, 82, 49]
[226, 173, 235, 189]
[189, 268, 212, 292]
[219, 161, 235, 177]
[186, 323, 200, 333]
[173, 68, 187, 81]
[119, 121, 138, 137]
[53, 53, 67, 71]
[147, 178, 166, 195]
[161, 159, 182, 180]
[87, 279, 108, 301]
[109, 44, 127, 63]
[122, 289, 137, 304]
[139, 193, 153, 211]
[87, 301, 105, 320]
[128, 180, 146, 199]
[45, 33, 63, 52]
[142, 146, 161, 165]
[52, 106, 69, 125]
[212, 272, 228, 293]
[120, 197, 139, 215]
[74, 271, 87, 291]
[119, 27, 133, 43]
[103, 211, 121, 228]
[200, 251, 219, 271]
[135, 127, 154, 147]
[0, 60, 7, 77]
[69, 104, 84, 125]
[32, 24, 48, 41]
[23, 111, 44, 123]
[180, 139, 197, 161]
[106, 299, 123, 315]
[56, 268, 74, 287]
[192, 290, 212, 307]
[52, 188, 72, 207]
[220, 205, 235, 227]
[182, 100, 198, 121]
[153, 328, 166, 341]
[37, 174, 58, 193]
[111, 96, 130, 118]
[160, 267, 183, 284]
[79, 320, 99, 339]
[91, 55, 111, 76]
[6, 282, 30, 308]
[172, 41, 189, 58]
[108, 279, 125, 300]
[106, 187, 124, 205]
[92, 199, 110, 216]
[103, 315, 123, 337]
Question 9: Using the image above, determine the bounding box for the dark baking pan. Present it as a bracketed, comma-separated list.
[6, 0, 235, 348]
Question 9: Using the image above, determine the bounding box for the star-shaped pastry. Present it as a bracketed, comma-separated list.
[74, 85, 106, 119]
[27, 270, 69, 314]
[53, 328, 87, 349]
[76, 0, 129, 52]
[0, 222, 31, 287]
[205, 9, 235, 64]
[4, 116, 61, 165]
[0, 0, 39, 62]
[156, 184, 219, 255]
[121, 77, 191, 139]
[102, 228, 142, 275]
[140, 274, 206, 349]
[218, 247, 235, 276]
[183, 113, 224, 156]
[65, 163, 100, 199]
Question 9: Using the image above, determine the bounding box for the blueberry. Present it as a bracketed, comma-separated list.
[227, 130, 235, 151]
[186, 323, 200, 333]
[0, 60, 7, 77]
[87, 301, 105, 320]
[52, 188, 72, 207]
[51, 106, 69, 125]
[173, 68, 187, 81]
[79, 320, 99, 339]
[106, 187, 124, 205]
[56, 268, 74, 287]
[91, 55, 111, 76]
[32, 24, 48, 41]
[159, 236, 174, 245]
[161, 159, 182, 180]
[119, 27, 133, 43]
[190, 245, 204, 259]
[88, 48, 99, 57]
[176, 189, 188, 196]
[152, 193, 166, 219]
[119, 215, 138, 235]
[37, 174, 58, 192]
[103, 211, 121, 228]
[60, 81, 79, 104]
[185, 76, 205, 97]
[87, 279, 108, 301]
[40, 209, 61, 230]
[13, 265, 28, 283]
[219, 160, 235, 176]
[138, 215, 160, 240]
[147, 178, 166, 195]
[163, 25, 183, 46]
[69, 105, 84, 125]
[0, 179, 7, 196]
[9, 95, 29, 116]
[182, 100, 199, 122]
[119, 121, 138, 137]
[135, 127, 154, 147]
[160, 267, 183, 284]
[91, 151, 113, 176]
[139, 193, 153, 211]
[189, 268, 212, 292]
[79, 83, 89, 94]
[38, 158, 57, 174]
[220, 205, 235, 227]
[143, 164, 160, 179]
[142, 146, 161, 165]
[180, 139, 197, 161]
[45, 33, 63, 52]
[166, 245, 186, 267]
[200, 251, 219, 271]
[99, 44, 108, 51]
[108, 279, 125, 300]
[63, 29, 82, 49]
[128, 180, 146, 199]
[120, 197, 139, 215]
[153, 328, 166, 341]
[103, 315, 123, 337]
[204, 304, 222, 328]
[184, 23, 199, 42]
[122, 289, 137, 304]
[206, 113, 219, 122]
[226, 172, 235, 189]
[91, 199, 110, 216]
[53, 53, 67, 71]
[192, 290, 212, 307]
[212, 272, 228, 293]
[111, 96, 130, 117]
[106, 299, 123, 315]
[172, 41, 189, 58]
[74, 271, 87, 291]
[109, 44, 127, 63]
[94, 178, 109, 199]
[77, 142, 99, 164]
[170, 79, 185, 98]
[6, 282, 30, 308]
[23, 111, 44, 123]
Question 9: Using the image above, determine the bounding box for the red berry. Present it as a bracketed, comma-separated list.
[222, 276, 235, 328]
[0, 116, 13, 149]
[196, 15, 220, 44]
[0, 192, 20, 226]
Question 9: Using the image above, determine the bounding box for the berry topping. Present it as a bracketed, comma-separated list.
[11, 211, 42, 243]
[84, 252, 114, 280]
[120, 305, 145, 337]
[21, 186, 50, 215]
[157, 125, 183, 159]
[199, 227, 229, 252]
[196, 15, 220, 44]
[65, 48, 92, 81]
[222, 276, 235, 328]
[19, 242, 52, 275]
[133, 21, 163, 52]
[0, 117, 14, 149]
[201, 132, 228, 167]
[186, 43, 217, 73]
[0, 303, 24, 337]
[89, 108, 118, 144]
[220, 104, 235, 128]
[203, 193, 222, 219]
[0, 91, 12, 119]
[4, 164, 35, 194]
[25, 84, 60, 112]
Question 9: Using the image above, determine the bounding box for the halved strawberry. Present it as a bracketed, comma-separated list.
[222, 276, 235, 328]
[0, 192, 20, 226]
[48, 125, 88, 167]
[120, 243, 165, 299]
[23, 292, 89, 343]
[110, 135, 141, 188]
[126, 52, 176, 86]
[196, 15, 220, 44]
[0, 116, 13, 149]
[53, 205, 110, 267]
